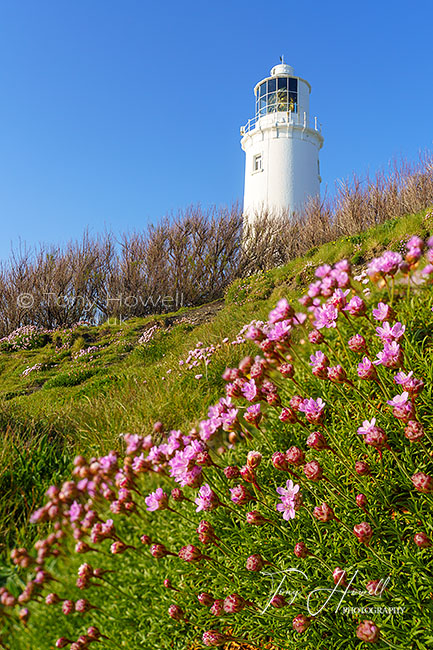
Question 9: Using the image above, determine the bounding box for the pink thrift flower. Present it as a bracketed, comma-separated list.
[244, 404, 262, 427]
[194, 484, 220, 512]
[329, 288, 349, 310]
[145, 488, 169, 512]
[298, 397, 326, 424]
[394, 371, 424, 396]
[344, 295, 366, 317]
[313, 304, 338, 329]
[372, 302, 395, 322]
[357, 357, 377, 380]
[269, 298, 294, 323]
[373, 342, 403, 368]
[376, 321, 405, 343]
[276, 479, 301, 520]
[315, 264, 332, 278]
[241, 378, 259, 402]
[387, 391, 414, 421]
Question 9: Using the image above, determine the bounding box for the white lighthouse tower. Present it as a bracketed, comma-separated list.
[240, 60, 323, 224]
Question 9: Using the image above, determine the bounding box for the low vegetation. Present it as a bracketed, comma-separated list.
[1, 206, 433, 649]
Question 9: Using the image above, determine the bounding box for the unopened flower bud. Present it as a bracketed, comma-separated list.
[356, 620, 380, 643]
[353, 522, 373, 545]
[223, 465, 240, 479]
[404, 420, 425, 442]
[210, 599, 224, 616]
[278, 363, 295, 378]
[168, 604, 185, 621]
[355, 461, 371, 476]
[223, 593, 246, 613]
[306, 431, 329, 450]
[294, 542, 309, 558]
[313, 503, 335, 522]
[304, 460, 323, 481]
[271, 452, 289, 472]
[197, 592, 214, 607]
[411, 472, 433, 493]
[246, 554, 267, 571]
[247, 450, 262, 468]
[414, 532, 431, 548]
[286, 446, 305, 466]
[293, 614, 312, 633]
[246, 511, 269, 526]
[333, 567, 348, 587]
[279, 407, 298, 423]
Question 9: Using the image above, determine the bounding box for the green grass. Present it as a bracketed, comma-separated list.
[0, 207, 431, 554]
[2, 208, 433, 649]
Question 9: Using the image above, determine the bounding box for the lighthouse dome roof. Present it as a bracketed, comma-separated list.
[270, 63, 294, 76]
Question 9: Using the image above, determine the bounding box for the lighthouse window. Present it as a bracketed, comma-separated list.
[253, 154, 262, 172]
[255, 77, 298, 118]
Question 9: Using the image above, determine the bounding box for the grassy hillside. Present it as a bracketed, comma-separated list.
[0, 208, 432, 549]
[2, 205, 433, 650]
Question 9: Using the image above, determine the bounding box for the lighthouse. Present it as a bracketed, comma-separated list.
[240, 61, 323, 225]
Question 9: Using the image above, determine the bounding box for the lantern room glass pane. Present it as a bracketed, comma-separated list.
[289, 92, 297, 111]
[289, 78, 298, 92]
[277, 77, 288, 90]
[276, 90, 288, 111]
[267, 92, 276, 112]
[268, 78, 276, 92]
[259, 82, 267, 97]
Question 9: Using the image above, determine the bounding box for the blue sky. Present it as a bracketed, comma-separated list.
[0, 0, 432, 261]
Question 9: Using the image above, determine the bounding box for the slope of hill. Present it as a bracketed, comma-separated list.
[0, 208, 432, 550]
